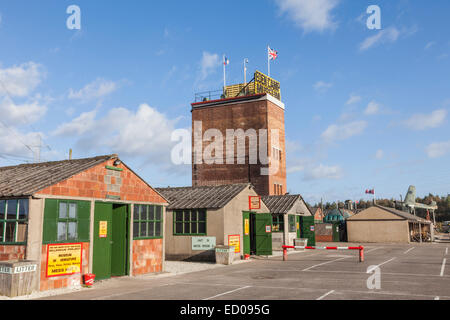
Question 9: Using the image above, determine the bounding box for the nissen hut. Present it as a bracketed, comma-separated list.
[0, 154, 168, 293]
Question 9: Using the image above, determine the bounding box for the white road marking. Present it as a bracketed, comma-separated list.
[316, 290, 335, 300]
[367, 258, 397, 273]
[435, 296, 440, 300]
[440, 258, 447, 277]
[202, 286, 251, 300]
[446, 247, 448, 255]
[403, 247, 415, 254]
[302, 256, 350, 271]
[365, 247, 383, 253]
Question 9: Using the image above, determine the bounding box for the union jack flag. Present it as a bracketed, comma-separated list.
[268, 47, 278, 60]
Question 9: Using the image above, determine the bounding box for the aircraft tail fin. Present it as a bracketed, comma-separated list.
[404, 185, 416, 205]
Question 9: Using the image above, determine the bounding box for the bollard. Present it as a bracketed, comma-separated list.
[283, 247, 288, 261]
[359, 246, 364, 262]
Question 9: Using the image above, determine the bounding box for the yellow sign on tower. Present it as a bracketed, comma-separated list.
[254, 71, 281, 100]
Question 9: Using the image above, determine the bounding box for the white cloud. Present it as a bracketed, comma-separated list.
[275, 0, 340, 33]
[304, 164, 343, 180]
[313, 81, 333, 92]
[0, 96, 47, 125]
[404, 109, 447, 130]
[53, 104, 180, 169]
[0, 125, 42, 159]
[0, 62, 45, 97]
[68, 78, 118, 102]
[364, 101, 380, 115]
[425, 41, 436, 50]
[321, 121, 367, 143]
[426, 141, 450, 159]
[375, 149, 384, 160]
[346, 94, 361, 105]
[359, 27, 400, 51]
[200, 52, 221, 80]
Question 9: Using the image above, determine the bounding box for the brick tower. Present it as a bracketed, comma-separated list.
[191, 71, 287, 196]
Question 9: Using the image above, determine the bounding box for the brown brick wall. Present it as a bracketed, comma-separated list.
[192, 97, 286, 196]
[132, 239, 163, 275]
[39, 242, 89, 292]
[37, 159, 166, 204]
[316, 235, 333, 242]
[0, 245, 26, 261]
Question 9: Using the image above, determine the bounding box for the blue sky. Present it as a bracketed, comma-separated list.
[0, 0, 449, 204]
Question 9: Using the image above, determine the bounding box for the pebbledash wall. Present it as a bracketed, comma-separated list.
[0, 156, 168, 293]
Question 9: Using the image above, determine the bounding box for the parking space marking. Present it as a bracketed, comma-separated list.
[446, 248, 448, 255]
[440, 258, 447, 277]
[403, 247, 415, 254]
[302, 256, 351, 271]
[367, 257, 397, 273]
[316, 290, 335, 300]
[202, 286, 251, 300]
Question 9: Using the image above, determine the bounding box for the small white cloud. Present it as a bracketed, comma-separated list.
[359, 27, 400, 51]
[346, 94, 361, 105]
[0, 96, 47, 125]
[375, 149, 384, 159]
[274, 0, 340, 33]
[68, 78, 118, 102]
[313, 81, 333, 92]
[425, 41, 436, 50]
[199, 52, 221, 80]
[404, 109, 447, 130]
[304, 164, 343, 180]
[0, 62, 45, 98]
[426, 141, 450, 159]
[321, 120, 367, 143]
[364, 101, 381, 115]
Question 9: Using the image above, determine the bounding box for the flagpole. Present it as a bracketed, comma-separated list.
[223, 54, 226, 91]
[267, 46, 270, 77]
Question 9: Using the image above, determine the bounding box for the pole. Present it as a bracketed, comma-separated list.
[267, 46, 270, 77]
[244, 59, 247, 85]
[223, 54, 226, 91]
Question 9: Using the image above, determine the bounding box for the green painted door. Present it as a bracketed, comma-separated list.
[93, 202, 113, 280]
[111, 204, 128, 277]
[300, 216, 316, 246]
[252, 213, 272, 256]
[242, 212, 251, 255]
[332, 222, 340, 242]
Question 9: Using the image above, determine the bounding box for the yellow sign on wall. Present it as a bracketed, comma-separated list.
[244, 219, 250, 236]
[99, 221, 108, 238]
[228, 235, 240, 253]
[254, 70, 281, 100]
[46, 243, 83, 278]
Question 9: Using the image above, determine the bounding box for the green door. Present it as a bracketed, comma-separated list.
[93, 202, 129, 280]
[111, 204, 128, 277]
[93, 202, 113, 280]
[252, 213, 272, 256]
[332, 222, 340, 242]
[300, 216, 316, 246]
[242, 212, 251, 255]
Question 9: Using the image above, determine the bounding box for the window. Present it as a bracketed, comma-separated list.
[42, 199, 90, 244]
[133, 204, 163, 239]
[0, 199, 28, 244]
[272, 214, 284, 232]
[288, 215, 296, 233]
[174, 209, 206, 236]
[57, 202, 78, 241]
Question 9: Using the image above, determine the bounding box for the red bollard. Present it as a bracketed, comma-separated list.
[359, 246, 364, 262]
[283, 247, 288, 261]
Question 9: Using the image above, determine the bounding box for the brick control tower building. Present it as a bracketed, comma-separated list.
[191, 71, 286, 196]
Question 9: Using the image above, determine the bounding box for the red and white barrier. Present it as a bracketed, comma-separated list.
[282, 245, 364, 262]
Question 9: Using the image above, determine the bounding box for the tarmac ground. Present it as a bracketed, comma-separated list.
[38, 242, 450, 300]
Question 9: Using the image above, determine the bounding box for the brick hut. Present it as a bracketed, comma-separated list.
[0, 154, 168, 293]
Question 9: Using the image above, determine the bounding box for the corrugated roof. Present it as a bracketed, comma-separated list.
[375, 205, 430, 223]
[156, 183, 251, 210]
[261, 194, 304, 214]
[0, 155, 115, 197]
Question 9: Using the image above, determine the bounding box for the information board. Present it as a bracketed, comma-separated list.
[249, 196, 261, 210]
[192, 237, 216, 251]
[254, 70, 281, 100]
[46, 243, 83, 277]
[228, 235, 240, 253]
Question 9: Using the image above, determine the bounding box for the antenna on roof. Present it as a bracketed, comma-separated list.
[69, 149, 73, 160]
